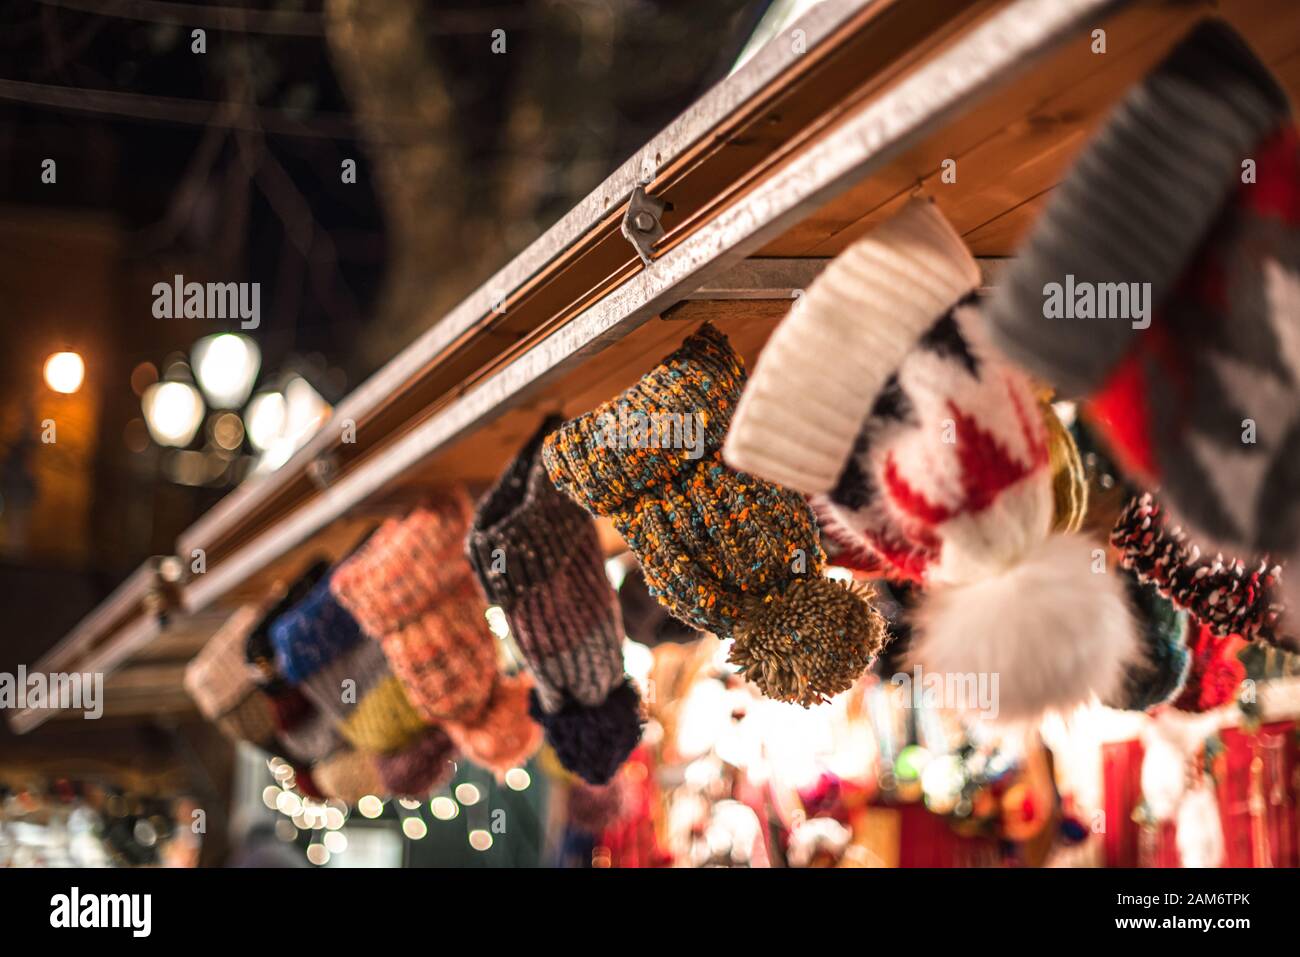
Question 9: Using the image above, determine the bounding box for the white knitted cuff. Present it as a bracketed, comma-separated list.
[724, 198, 979, 495]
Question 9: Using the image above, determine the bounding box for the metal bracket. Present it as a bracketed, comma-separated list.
[620, 186, 671, 267]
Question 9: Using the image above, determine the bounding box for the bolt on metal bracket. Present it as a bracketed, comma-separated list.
[308, 453, 340, 491]
[620, 186, 671, 267]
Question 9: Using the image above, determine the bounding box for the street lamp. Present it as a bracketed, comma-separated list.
[191, 333, 260, 409]
[43, 352, 85, 394]
[142, 380, 205, 447]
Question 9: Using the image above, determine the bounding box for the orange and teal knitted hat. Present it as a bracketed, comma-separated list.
[542, 323, 884, 706]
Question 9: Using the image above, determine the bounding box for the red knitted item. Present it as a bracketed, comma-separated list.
[330, 494, 478, 636]
[1084, 124, 1300, 558]
[444, 673, 542, 775]
[1172, 622, 1246, 713]
[331, 494, 541, 772]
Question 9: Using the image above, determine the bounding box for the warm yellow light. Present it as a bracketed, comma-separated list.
[430, 796, 459, 821]
[356, 795, 384, 819]
[142, 380, 205, 447]
[402, 817, 428, 840]
[454, 783, 481, 806]
[468, 829, 493, 851]
[44, 351, 85, 394]
[504, 768, 531, 791]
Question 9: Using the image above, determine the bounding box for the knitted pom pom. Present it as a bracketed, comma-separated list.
[375, 727, 458, 797]
[446, 673, 542, 775]
[529, 679, 644, 785]
[313, 750, 383, 804]
[729, 578, 884, 708]
[911, 534, 1138, 723]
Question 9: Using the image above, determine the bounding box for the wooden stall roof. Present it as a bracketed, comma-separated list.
[14, 0, 1300, 731]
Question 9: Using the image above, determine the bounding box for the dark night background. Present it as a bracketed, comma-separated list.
[0, 0, 769, 863]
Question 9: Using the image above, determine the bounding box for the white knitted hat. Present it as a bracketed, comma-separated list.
[723, 198, 981, 493]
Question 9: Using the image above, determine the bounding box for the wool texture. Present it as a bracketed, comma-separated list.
[184, 604, 280, 748]
[184, 602, 264, 720]
[468, 416, 643, 782]
[984, 21, 1300, 569]
[295, 636, 390, 725]
[443, 672, 543, 775]
[374, 726, 458, 797]
[331, 494, 541, 771]
[542, 323, 884, 707]
[276, 702, 345, 765]
[1112, 493, 1291, 650]
[337, 673, 429, 755]
[725, 197, 981, 495]
[245, 560, 330, 685]
[722, 200, 1136, 720]
[313, 749, 384, 804]
[267, 570, 429, 755]
[214, 691, 279, 748]
[233, 562, 348, 761]
[529, 680, 644, 786]
[468, 415, 630, 711]
[269, 575, 364, 685]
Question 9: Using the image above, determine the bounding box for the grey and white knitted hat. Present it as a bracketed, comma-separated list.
[983, 19, 1299, 579]
[467, 416, 642, 785]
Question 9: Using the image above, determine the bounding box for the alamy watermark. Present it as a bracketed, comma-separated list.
[50, 887, 150, 937]
[152, 274, 260, 330]
[890, 665, 999, 720]
[591, 405, 705, 460]
[1042, 274, 1151, 330]
[0, 666, 103, 719]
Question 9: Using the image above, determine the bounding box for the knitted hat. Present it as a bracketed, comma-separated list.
[231, 563, 348, 761]
[331, 494, 540, 771]
[269, 573, 427, 755]
[617, 565, 701, 647]
[184, 603, 278, 747]
[269, 576, 364, 685]
[215, 691, 278, 748]
[984, 22, 1299, 569]
[1104, 574, 1190, 713]
[542, 324, 884, 707]
[1112, 493, 1291, 649]
[335, 669, 428, 755]
[726, 198, 981, 495]
[468, 416, 642, 784]
[374, 726, 458, 797]
[724, 200, 1138, 721]
[313, 749, 384, 804]
[448, 672, 543, 775]
[293, 636, 391, 725]
[246, 561, 331, 684]
[276, 700, 345, 764]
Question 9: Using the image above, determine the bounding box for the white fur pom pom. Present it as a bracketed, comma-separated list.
[910, 533, 1138, 723]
